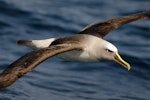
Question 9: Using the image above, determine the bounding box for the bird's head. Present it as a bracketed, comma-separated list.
[96, 40, 130, 71]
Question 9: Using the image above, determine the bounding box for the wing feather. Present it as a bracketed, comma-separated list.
[79, 11, 150, 38]
[0, 44, 82, 90]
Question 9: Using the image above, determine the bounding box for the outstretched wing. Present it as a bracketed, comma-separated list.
[0, 44, 82, 90]
[79, 11, 150, 38]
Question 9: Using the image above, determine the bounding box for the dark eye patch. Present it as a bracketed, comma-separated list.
[106, 49, 113, 53]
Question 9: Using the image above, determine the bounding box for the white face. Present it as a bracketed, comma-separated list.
[85, 36, 118, 61]
[106, 42, 118, 53]
[103, 41, 118, 60]
[103, 42, 118, 60]
[93, 39, 118, 61]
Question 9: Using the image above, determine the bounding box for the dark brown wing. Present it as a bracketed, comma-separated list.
[0, 44, 82, 90]
[79, 11, 150, 38]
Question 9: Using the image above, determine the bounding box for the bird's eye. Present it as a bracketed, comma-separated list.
[106, 49, 113, 53]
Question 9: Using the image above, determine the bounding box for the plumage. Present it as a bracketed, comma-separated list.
[79, 11, 150, 38]
[0, 11, 150, 90]
[0, 44, 82, 90]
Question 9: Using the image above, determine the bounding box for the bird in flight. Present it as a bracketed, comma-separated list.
[0, 11, 149, 90]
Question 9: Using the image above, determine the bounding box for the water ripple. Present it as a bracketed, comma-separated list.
[0, 0, 150, 100]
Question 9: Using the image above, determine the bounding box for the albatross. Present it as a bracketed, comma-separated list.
[0, 11, 150, 90]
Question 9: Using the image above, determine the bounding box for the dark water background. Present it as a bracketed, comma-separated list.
[0, 0, 150, 100]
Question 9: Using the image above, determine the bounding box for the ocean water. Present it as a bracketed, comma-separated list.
[0, 0, 150, 100]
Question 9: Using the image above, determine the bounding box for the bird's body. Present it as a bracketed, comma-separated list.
[53, 35, 117, 62]
[0, 11, 150, 90]
[18, 34, 118, 62]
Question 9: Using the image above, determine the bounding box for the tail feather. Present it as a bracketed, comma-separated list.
[17, 38, 56, 49]
[17, 40, 34, 46]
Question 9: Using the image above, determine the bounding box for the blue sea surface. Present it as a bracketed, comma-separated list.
[0, 0, 150, 100]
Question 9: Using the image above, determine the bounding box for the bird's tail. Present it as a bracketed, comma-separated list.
[17, 40, 37, 49]
[17, 40, 32, 46]
[17, 38, 56, 49]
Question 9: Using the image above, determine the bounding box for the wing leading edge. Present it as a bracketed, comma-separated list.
[79, 11, 150, 38]
[0, 44, 82, 90]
